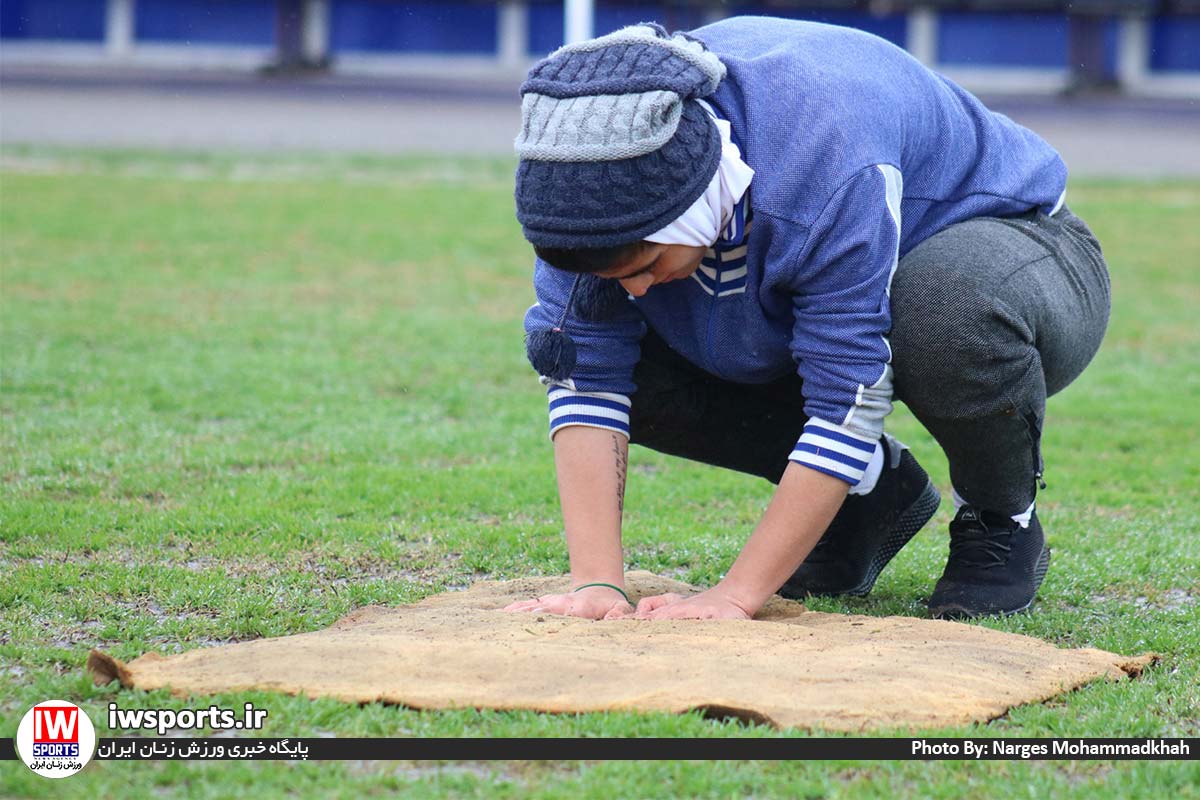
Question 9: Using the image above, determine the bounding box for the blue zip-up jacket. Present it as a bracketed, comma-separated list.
[525, 18, 1067, 487]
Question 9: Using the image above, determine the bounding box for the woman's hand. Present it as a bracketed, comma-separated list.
[502, 585, 633, 620]
[632, 587, 753, 620]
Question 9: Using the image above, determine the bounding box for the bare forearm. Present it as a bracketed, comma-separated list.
[720, 462, 849, 614]
[553, 426, 628, 587]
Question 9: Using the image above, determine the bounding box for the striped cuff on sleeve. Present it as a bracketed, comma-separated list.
[547, 388, 632, 440]
[790, 418, 879, 486]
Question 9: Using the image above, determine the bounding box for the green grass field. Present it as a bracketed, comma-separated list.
[1, 150, 1198, 797]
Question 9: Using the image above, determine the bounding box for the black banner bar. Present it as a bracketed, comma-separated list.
[4, 738, 1195, 762]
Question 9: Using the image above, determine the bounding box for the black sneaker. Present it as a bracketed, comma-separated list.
[927, 506, 1051, 619]
[780, 438, 941, 599]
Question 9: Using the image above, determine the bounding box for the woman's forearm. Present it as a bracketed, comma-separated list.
[719, 461, 850, 613]
[553, 426, 629, 588]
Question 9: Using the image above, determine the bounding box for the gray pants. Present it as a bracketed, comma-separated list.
[890, 205, 1111, 515]
[630, 206, 1110, 518]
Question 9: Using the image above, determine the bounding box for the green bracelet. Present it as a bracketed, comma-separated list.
[571, 582, 630, 604]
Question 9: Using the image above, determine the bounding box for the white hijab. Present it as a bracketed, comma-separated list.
[645, 100, 755, 247]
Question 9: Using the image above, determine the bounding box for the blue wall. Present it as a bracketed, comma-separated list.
[727, 4, 907, 47]
[1151, 15, 1200, 71]
[136, 0, 275, 45]
[938, 12, 1120, 74]
[528, 2, 564, 54]
[939, 12, 1068, 67]
[0, 1, 1196, 76]
[0, 0, 105, 40]
[330, 1, 497, 54]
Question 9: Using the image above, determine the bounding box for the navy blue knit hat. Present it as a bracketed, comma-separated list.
[514, 23, 727, 249]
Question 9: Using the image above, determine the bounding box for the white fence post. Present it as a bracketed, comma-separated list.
[1117, 14, 1150, 92]
[302, 0, 330, 64]
[499, 0, 529, 66]
[565, 0, 593, 45]
[907, 7, 938, 68]
[105, 0, 135, 58]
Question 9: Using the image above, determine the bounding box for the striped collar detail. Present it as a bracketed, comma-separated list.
[693, 213, 752, 297]
[721, 188, 751, 245]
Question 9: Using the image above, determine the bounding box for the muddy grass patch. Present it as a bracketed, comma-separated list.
[1090, 587, 1197, 613]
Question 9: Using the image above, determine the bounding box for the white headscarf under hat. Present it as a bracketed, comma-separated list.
[645, 100, 755, 248]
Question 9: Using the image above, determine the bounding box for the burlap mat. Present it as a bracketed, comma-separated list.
[88, 571, 1155, 731]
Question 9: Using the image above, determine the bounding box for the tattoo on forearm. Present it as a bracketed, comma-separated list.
[612, 434, 627, 514]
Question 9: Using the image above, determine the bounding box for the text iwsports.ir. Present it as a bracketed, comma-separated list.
[108, 703, 267, 736]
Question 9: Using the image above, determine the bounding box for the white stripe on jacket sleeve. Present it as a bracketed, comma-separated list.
[547, 387, 632, 440]
[790, 417, 880, 486]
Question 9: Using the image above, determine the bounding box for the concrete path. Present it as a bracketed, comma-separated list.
[2, 64, 1198, 177]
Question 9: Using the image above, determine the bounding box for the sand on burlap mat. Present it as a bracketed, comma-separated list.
[88, 571, 1156, 731]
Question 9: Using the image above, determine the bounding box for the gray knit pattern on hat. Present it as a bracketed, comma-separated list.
[518, 90, 682, 162]
[514, 23, 726, 163]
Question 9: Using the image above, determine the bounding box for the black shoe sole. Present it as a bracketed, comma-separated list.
[840, 479, 942, 597]
[929, 545, 1052, 620]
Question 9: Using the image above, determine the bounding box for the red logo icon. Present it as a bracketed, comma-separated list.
[32, 705, 80, 758]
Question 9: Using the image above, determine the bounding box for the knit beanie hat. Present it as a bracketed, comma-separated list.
[514, 23, 727, 249]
